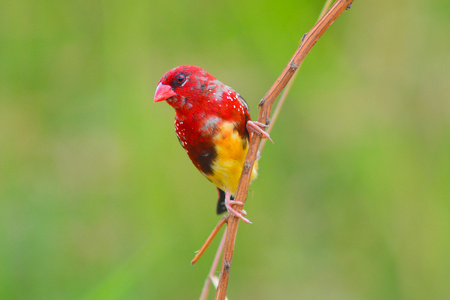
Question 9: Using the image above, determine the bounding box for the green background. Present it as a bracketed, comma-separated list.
[1, 0, 449, 299]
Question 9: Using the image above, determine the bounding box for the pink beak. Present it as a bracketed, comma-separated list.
[154, 82, 176, 102]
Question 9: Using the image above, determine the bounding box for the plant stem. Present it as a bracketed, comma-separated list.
[259, 0, 334, 153]
[192, 215, 229, 265]
[199, 229, 228, 300]
[215, 1, 355, 299]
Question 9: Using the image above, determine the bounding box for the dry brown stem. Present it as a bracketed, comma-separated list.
[192, 215, 229, 265]
[199, 229, 228, 300]
[259, 0, 334, 153]
[215, 1, 355, 299]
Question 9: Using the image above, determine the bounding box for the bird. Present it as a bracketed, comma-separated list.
[154, 65, 272, 223]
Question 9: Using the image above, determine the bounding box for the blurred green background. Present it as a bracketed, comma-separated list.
[1, 0, 449, 299]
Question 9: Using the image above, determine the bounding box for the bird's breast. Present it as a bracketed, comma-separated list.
[206, 121, 257, 195]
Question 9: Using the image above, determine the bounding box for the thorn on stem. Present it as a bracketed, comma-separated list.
[243, 161, 252, 173]
[289, 61, 299, 72]
[224, 262, 231, 271]
[301, 33, 307, 42]
[258, 97, 266, 107]
[346, 4, 352, 10]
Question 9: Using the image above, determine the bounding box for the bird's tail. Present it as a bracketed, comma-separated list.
[216, 188, 233, 214]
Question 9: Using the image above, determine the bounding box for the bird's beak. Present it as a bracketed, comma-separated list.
[154, 83, 176, 103]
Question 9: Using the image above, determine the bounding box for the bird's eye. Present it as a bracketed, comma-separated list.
[174, 73, 186, 86]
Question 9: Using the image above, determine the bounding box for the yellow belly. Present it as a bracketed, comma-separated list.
[206, 122, 258, 195]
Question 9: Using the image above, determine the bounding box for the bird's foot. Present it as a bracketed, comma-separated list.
[246, 121, 274, 143]
[225, 199, 251, 224]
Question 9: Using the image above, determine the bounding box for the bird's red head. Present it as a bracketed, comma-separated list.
[154, 65, 218, 110]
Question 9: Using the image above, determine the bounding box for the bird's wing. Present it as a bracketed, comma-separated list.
[226, 85, 249, 112]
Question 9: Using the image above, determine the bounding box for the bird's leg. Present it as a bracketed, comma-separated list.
[225, 189, 252, 224]
[246, 121, 274, 143]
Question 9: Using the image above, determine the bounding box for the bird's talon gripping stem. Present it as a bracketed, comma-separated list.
[253, 121, 268, 128]
[227, 200, 244, 206]
[226, 200, 247, 215]
[246, 120, 274, 144]
[228, 209, 252, 224]
[225, 190, 252, 224]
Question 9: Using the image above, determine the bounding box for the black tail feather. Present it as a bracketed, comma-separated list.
[216, 188, 233, 214]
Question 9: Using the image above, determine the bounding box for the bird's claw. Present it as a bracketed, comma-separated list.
[226, 200, 251, 224]
[246, 121, 274, 144]
[227, 200, 247, 216]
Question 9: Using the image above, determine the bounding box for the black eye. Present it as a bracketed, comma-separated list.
[174, 73, 186, 86]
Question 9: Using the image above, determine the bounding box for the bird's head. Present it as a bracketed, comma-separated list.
[154, 65, 220, 111]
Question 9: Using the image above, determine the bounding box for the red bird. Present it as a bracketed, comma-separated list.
[154, 65, 272, 223]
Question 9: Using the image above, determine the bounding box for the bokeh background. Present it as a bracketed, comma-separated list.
[1, 0, 449, 299]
